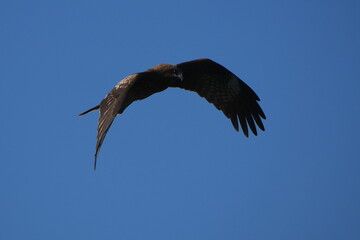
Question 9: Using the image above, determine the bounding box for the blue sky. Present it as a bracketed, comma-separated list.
[1, 0, 359, 239]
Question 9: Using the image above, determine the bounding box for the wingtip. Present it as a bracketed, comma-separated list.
[94, 146, 101, 170]
[259, 110, 266, 120]
[231, 116, 239, 132]
[94, 155, 97, 171]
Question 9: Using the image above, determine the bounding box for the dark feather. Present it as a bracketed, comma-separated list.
[231, 115, 239, 132]
[80, 70, 174, 169]
[93, 75, 139, 169]
[175, 58, 265, 137]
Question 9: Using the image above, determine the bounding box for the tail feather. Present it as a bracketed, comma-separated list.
[78, 105, 100, 116]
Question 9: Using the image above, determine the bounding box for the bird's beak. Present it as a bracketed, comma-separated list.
[168, 72, 183, 87]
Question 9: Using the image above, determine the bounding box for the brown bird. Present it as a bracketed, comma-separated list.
[79, 58, 266, 169]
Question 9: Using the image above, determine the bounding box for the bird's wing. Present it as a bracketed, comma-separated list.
[176, 58, 266, 137]
[94, 75, 138, 169]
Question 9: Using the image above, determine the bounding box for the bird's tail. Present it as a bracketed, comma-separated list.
[78, 105, 100, 116]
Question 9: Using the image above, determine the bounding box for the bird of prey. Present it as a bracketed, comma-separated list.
[79, 58, 266, 169]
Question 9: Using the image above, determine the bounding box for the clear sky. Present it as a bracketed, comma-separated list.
[1, 0, 359, 239]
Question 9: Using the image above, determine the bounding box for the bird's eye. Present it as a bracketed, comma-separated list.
[172, 69, 177, 74]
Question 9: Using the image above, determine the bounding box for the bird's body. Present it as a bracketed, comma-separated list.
[80, 59, 266, 169]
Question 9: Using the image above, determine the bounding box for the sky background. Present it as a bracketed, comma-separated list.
[1, 0, 359, 239]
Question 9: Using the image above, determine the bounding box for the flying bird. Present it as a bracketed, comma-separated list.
[79, 58, 266, 169]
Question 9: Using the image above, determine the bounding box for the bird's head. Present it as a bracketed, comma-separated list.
[149, 64, 183, 86]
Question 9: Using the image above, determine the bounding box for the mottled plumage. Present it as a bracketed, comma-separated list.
[79, 59, 266, 169]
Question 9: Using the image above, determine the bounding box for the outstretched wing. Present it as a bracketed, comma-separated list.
[93, 75, 138, 169]
[176, 58, 266, 137]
